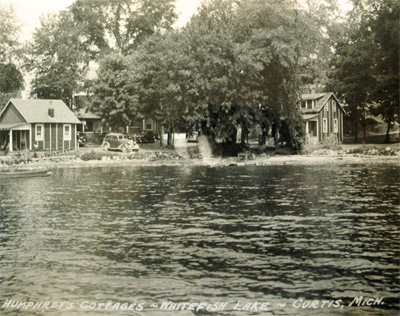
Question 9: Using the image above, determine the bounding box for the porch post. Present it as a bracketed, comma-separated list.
[75, 124, 77, 151]
[29, 127, 32, 150]
[50, 124, 52, 152]
[9, 130, 13, 152]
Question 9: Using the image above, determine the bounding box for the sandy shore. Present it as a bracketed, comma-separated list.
[0, 152, 398, 170]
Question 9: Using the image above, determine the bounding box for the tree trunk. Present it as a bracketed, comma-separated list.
[354, 119, 358, 143]
[241, 126, 246, 145]
[272, 122, 280, 147]
[159, 126, 164, 147]
[383, 120, 392, 143]
[363, 114, 367, 144]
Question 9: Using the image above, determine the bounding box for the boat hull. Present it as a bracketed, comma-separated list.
[0, 169, 52, 179]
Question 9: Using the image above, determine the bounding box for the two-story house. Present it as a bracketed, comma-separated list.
[299, 93, 345, 145]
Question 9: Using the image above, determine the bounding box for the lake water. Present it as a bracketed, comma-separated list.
[0, 164, 399, 316]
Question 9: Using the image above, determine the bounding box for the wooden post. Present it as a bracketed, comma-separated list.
[9, 130, 12, 152]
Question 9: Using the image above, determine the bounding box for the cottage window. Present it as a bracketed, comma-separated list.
[334, 119, 338, 133]
[323, 118, 328, 133]
[64, 124, 71, 141]
[35, 124, 44, 141]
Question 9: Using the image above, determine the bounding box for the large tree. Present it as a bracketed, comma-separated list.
[131, 0, 340, 150]
[90, 54, 140, 129]
[25, 10, 91, 108]
[367, 0, 399, 143]
[25, 0, 177, 109]
[87, 0, 341, 151]
[0, 3, 24, 107]
[329, 0, 399, 143]
[69, 0, 178, 55]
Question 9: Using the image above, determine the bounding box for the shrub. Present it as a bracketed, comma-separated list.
[80, 151, 104, 161]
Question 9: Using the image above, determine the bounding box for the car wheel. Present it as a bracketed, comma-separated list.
[103, 142, 110, 151]
[121, 145, 127, 153]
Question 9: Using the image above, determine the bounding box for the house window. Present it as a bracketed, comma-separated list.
[323, 118, 328, 133]
[332, 101, 336, 112]
[64, 124, 71, 141]
[334, 119, 338, 133]
[324, 104, 328, 111]
[300, 101, 306, 109]
[35, 124, 44, 141]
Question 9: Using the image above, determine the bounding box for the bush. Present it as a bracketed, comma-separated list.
[80, 151, 104, 161]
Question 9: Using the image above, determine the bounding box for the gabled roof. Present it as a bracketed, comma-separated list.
[3, 99, 81, 124]
[76, 109, 101, 120]
[301, 93, 326, 101]
[300, 92, 346, 114]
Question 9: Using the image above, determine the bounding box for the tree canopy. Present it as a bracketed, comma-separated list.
[25, 10, 91, 107]
[22, 0, 397, 150]
[329, 0, 399, 142]
[69, 0, 178, 55]
[121, 0, 341, 149]
[24, 0, 178, 109]
[0, 4, 24, 99]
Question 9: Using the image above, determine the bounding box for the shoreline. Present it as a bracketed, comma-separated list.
[0, 153, 398, 170]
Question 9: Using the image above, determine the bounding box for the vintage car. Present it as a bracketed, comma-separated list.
[102, 133, 139, 152]
[136, 131, 159, 144]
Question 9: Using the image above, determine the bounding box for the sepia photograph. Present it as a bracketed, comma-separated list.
[0, 0, 399, 315]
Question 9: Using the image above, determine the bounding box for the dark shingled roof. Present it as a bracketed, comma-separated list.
[5, 99, 81, 124]
[300, 93, 346, 114]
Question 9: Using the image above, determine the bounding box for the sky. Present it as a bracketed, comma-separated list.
[8, 0, 204, 41]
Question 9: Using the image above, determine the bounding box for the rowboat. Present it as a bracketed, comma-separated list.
[0, 169, 52, 179]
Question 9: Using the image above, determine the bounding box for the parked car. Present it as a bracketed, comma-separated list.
[138, 131, 159, 143]
[186, 131, 199, 143]
[102, 133, 139, 152]
[77, 132, 88, 147]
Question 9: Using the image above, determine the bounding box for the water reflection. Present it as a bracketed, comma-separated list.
[0, 164, 399, 315]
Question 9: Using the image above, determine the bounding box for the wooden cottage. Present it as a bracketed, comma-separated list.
[299, 93, 346, 145]
[0, 99, 81, 152]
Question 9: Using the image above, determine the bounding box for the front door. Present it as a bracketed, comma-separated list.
[308, 121, 318, 145]
[308, 121, 317, 137]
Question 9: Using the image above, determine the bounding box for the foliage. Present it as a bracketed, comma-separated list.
[24, 11, 91, 107]
[90, 54, 140, 129]
[328, 0, 399, 143]
[24, 0, 177, 109]
[0, 4, 24, 95]
[0, 63, 24, 94]
[129, 0, 339, 150]
[79, 150, 104, 161]
[69, 0, 178, 55]
[23, 0, 343, 153]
